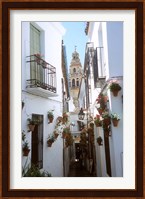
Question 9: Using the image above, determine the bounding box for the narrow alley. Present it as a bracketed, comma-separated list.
[22, 21, 123, 179]
[68, 161, 94, 177]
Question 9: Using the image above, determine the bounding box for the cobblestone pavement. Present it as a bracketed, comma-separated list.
[68, 161, 94, 177]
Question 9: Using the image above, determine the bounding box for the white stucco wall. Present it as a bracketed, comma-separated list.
[108, 80, 123, 177]
[106, 22, 123, 79]
[22, 22, 67, 177]
[87, 21, 123, 177]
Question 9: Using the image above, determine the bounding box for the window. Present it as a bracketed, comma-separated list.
[73, 68, 76, 73]
[30, 24, 43, 82]
[72, 79, 75, 87]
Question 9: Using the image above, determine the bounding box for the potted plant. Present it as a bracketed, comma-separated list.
[62, 127, 70, 139]
[47, 135, 55, 147]
[96, 93, 108, 104]
[27, 118, 37, 132]
[47, 110, 54, 123]
[53, 131, 59, 139]
[109, 81, 121, 96]
[65, 133, 73, 147]
[97, 106, 105, 115]
[102, 112, 111, 126]
[23, 141, 30, 156]
[97, 136, 103, 146]
[96, 94, 108, 113]
[111, 113, 120, 127]
[94, 115, 102, 127]
[62, 112, 69, 123]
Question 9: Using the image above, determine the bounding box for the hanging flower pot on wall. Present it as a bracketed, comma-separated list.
[54, 131, 59, 139]
[112, 119, 120, 127]
[47, 140, 53, 147]
[47, 135, 55, 147]
[23, 148, 30, 156]
[28, 124, 35, 132]
[47, 110, 54, 124]
[94, 115, 102, 127]
[97, 136, 103, 146]
[22, 141, 30, 156]
[109, 82, 122, 97]
[111, 113, 120, 127]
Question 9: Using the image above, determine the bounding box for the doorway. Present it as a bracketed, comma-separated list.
[31, 114, 43, 169]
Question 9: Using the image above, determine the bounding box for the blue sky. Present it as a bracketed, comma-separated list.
[61, 22, 88, 68]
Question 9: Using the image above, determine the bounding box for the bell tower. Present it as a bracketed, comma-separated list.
[69, 47, 82, 109]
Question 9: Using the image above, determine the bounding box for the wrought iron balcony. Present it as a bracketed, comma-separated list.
[26, 54, 57, 98]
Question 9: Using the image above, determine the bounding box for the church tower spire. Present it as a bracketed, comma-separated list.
[69, 47, 82, 110]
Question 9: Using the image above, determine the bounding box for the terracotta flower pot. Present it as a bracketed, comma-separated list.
[47, 140, 53, 147]
[48, 117, 53, 123]
[112, 90, 119, 97]
[97, 140, 103, 146]
[28, 124, 35, 132]
[95, 121, 102, 127]
[62, 132, 67, 139]
[112, 119, 119, 127]
[23, 149, 30, 156]
[54, 132, 59, 139]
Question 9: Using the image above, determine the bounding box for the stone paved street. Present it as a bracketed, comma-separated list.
[68, 161, 94, 177]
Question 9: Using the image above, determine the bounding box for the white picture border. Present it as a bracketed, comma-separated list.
[10, 10, 135, 189]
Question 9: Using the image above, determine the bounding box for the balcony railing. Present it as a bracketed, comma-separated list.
[26, 54, 56, 94]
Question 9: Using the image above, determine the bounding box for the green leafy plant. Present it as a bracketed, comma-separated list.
[102, 112, 110, 119]
[94, 115, 102, 127]
[23, 141, 30, 151]
[47, 110, 54, 118]
[109, 81, 121, 92]
[97, 136, 103, 145]
[96, 93, 108, 104]
[27, 118, 40, 125]
[23, 164, 51, 177]
[111, 113, 120, 121]
[22, 131, 26, 141]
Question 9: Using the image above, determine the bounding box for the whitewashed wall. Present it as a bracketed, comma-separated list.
[87, 22, 123, 177]
[22, 22, 66, 177]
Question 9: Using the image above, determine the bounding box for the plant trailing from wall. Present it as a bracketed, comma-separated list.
[96, 93, 108, 110]
[47, 110, 54, 123]
[109, 81, 121, 97]
[94, 115, 102, 127]
[65, 133, 74, 147]
[62, 112, 69, 123]
[96, 106, 105, 115]
[47, 135, 55, 147]
[111, 113, 120, 127]
[62, 127, 70, 139]
[97, 136, 103, 146]
[22, 140, 30, 156]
